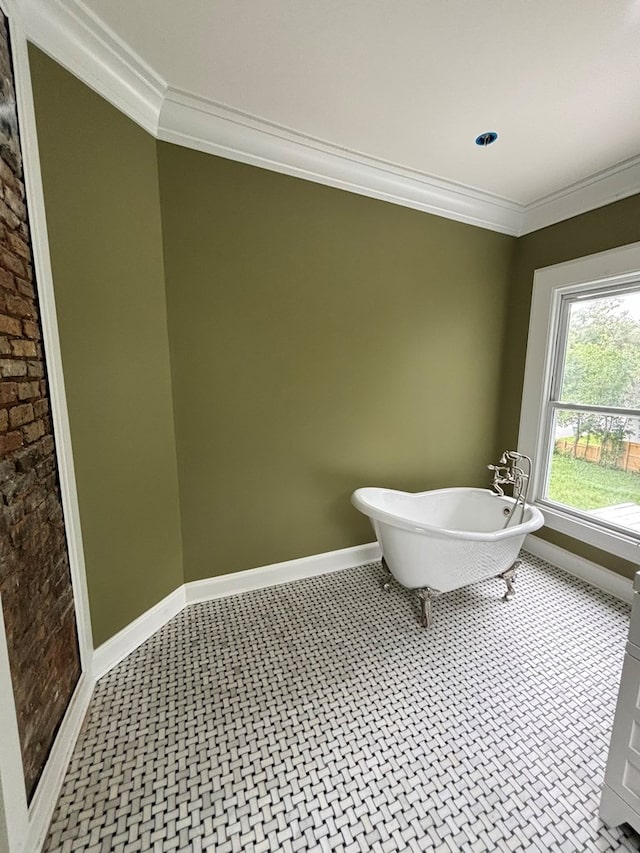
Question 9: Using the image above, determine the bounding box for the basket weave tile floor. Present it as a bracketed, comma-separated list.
[45, 553, 640, 852]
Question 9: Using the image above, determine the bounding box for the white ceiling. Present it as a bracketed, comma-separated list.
[20, 0, 640, 233]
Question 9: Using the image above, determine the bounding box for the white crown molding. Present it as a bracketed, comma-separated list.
[524, 535, 634, 603]
[15, 0, 640, 236]
[157, 89, 523, 236]
[520, 155, 640, 236]
[18, 0, 165, 136]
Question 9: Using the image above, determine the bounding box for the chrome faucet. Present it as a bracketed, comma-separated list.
[486, 463, 512, 497]
[488, 451, 533, 526]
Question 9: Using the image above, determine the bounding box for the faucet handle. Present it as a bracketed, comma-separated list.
[488, 464, 510, 478]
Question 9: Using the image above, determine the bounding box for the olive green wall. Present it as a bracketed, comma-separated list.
[29, 46, 640, 641]
[29, 48, 183, 645]
[157, 143, 515, 582]
[501, 194, 640, 580]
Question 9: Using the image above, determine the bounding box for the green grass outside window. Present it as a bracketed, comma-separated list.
[548, 453, 640, 511]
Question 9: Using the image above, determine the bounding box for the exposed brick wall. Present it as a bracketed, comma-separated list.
[0, 13, 80, 802]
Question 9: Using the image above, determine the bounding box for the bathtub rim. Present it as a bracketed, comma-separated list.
[351, 486, 544, 542]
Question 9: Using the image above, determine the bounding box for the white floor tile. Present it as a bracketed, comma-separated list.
[44, 554, 639, 851]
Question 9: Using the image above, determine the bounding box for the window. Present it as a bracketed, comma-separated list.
[519, 242, 640, 563]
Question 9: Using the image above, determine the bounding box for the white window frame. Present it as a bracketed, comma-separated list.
[518, 240, 640, 565]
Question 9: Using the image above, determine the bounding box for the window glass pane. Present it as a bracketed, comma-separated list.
[547, 411, 640, 532]
[559, 289, 640, 408]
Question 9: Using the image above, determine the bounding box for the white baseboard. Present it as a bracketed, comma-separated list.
[27, 671, 94, 853]
[524, 534, 634, 603]
[92, 586, 186, 680]
[92, 542, 381, 679]
[185, 541, 381, 605]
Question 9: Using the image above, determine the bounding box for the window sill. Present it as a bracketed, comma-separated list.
[536, 499, 640, 564]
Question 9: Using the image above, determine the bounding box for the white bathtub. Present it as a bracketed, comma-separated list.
[352, 486, 544, 624]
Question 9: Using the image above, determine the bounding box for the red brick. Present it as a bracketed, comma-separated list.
[10, 339, 36, 358]
[0, 314, 20, 335]
[0, 358, 27, 377]
[0, 58, 80, 805]
[0, 158, 17, 191]
[16, 381, 39, 400]
[8, 232, 30, 259]
[33, 399, 48, 419]
[9, 403, 33, 428]
[22, 419, 44, 444]
[4, 186, 25, 220]
[16, 277, 34, 298]
[0, 429, 22, 453]
[0, 382, 16, 404]
[22, 320, 40, 340]
[5, 294, 33, 319]
[0, 248, 25, 278]
[0, 266, 15, 291]
[24, 491, 45, 514]
[0, 198, 20, 230]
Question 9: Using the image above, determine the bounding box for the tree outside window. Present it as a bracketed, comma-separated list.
[548, 290, 640, 529]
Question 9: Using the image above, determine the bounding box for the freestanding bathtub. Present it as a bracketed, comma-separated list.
[351, 486, 544, 627]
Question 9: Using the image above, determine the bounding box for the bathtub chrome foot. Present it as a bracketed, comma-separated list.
[381, 557, 393, 591]
[499, 560, 520, 601]
[416, 587, 442, 629]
